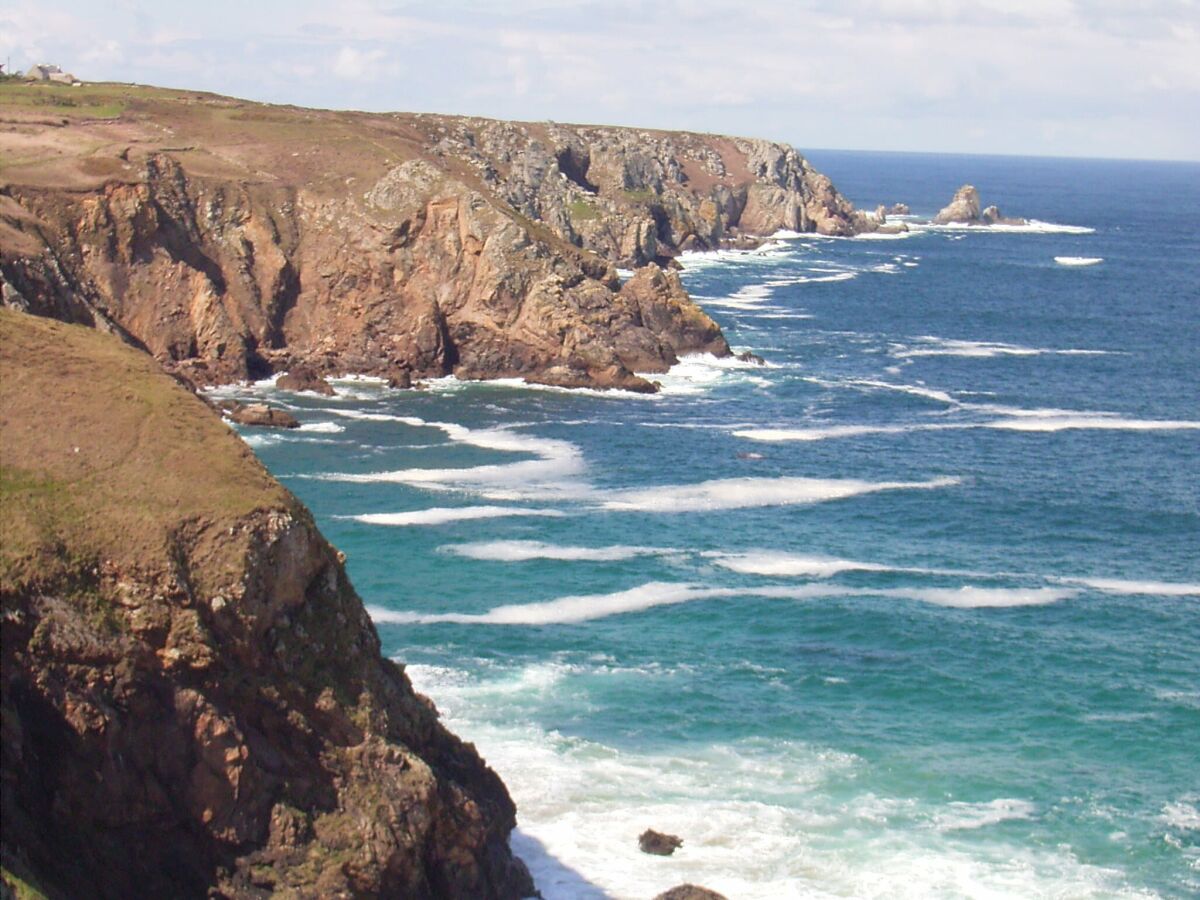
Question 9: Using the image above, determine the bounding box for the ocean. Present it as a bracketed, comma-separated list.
[216, 151, 1199, 899]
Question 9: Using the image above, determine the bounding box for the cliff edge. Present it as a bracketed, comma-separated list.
[0, 82, 870, 391]
[0, 307, 534, 898]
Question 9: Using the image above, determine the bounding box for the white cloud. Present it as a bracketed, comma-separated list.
[331, 45, 386, 80]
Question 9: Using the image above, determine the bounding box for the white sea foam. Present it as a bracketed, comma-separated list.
[315, 416, 590, 500]
[1162, 799, 1200, 831]
[891, 336, 1111, 359]
[1055, 256, 1104, 266]
[770, 228, 805, 239]
[297, 421, 346, 433]
[442, 540, 674, 563]
[734, 424, 922, 442]
[706, 551, 899, 578]
[601, 475, 961, 513]
[881, 586, 1077, 608]
[368, 582, 722, 625]
[1062, 577, 1200, 597]
[982, 414, 1200, 433]
[913, 219, 1095, 235]
[644, 352, 776, 397]
[399, 665, 1150, 900]
[351, 506, 565, 527]
[933, 799, 1038, 831]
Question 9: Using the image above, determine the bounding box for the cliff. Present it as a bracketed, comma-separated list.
[0, 308, 534, 898]
[0, 82, 870, 391]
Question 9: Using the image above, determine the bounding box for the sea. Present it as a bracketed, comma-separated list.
[214, 151, 1199, 899]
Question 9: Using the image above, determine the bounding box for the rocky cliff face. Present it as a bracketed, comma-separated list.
[0, 308, 535, 898]
[0, 84, 870, 391]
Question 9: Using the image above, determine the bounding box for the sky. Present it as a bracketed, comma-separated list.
[3, 1, 1199, 161]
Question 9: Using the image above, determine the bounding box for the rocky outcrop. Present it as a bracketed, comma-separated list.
[275, 365, 335, 396]
[0, 84, 874, 392]
[933, 185, 1027, 226]
[220, 400, 301, 429]
[639, 829, 684, 856]
[0, 309, 535, 899]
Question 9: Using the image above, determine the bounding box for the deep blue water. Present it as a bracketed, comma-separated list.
[225, 151, 1199, 899]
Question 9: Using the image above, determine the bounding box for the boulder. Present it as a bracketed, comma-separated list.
[932, 184, 982, 224]
[654, 886, 728, 900]
[980, 204, 1026, 226]
[275, 365, 335, 396]
[639, 829, 683, 856]
[888, 202, 910, 215]
[736, 350, 765, 365]
[223, 401, 300, 429]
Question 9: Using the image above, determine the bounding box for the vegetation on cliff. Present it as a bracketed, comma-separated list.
[0, 308, 534, 898]
[0, 82, 868, 391]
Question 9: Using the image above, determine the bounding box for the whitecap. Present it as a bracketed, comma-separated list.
[706, 551, 899, 578]
[933, 798, 1038, 831]
[734, 425, 924, 442]
[912, 219, 1095, 234]
[350, 506, 565, 527]
[600, 475, 960, 513]
[891, 337, 1111, 359]
[368, 582, 720, 625]
[982, 414, 1200, 433]
[1061, 577, 1200, 597]
[1055, 256, 1104, 266]
[442, 540, 675, 563]
[881, 586, 1076, 608]
[1162, 799, 1200, 831]
[298, 421, 346, 433]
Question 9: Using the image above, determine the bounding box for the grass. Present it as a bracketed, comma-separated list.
[567, 198, 600, 221]
[0, 309, 294, 597]
[0, 82, 128, 119]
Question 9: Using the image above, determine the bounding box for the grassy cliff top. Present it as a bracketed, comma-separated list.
[0, 308, 292, 593]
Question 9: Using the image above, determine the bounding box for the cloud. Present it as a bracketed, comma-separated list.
[331, 45, 386, 80]
[7, 0, 1198, 159]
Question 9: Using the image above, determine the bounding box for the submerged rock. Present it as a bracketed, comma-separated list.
[639, 829, 684, 856]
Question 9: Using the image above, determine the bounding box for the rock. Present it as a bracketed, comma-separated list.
[639, 829, 684, 856]
[387, 367, 413, 389]
[736, 350, 765, 365]
[223, 401, 300, 429]
[874, 203, 888, 223]
[654, 886, 728, 900]
[0, 309, 535, 899]
[933, 184, 982, 224]
[980, 204, 1026, 226]
[0, 89, 888, 393]
[275, 365, 335, 396]
[888, 202, 910, 215]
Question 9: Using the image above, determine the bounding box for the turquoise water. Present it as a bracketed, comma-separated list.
[224, 152, 1199, 898]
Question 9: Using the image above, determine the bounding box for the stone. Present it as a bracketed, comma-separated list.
[654, 886, 728, 900]
[224, 402, 300, 429]
[933, 184, 982, 224]
[639, 829, 684, 856]
[275, 365, 335, 395]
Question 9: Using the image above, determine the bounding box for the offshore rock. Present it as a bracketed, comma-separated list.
[639, 829, 684, 856]
[0, 309, 535, 899]
[1, 84, 878, 391]
[654, 886, 728, 900]
[933, 184, 982, 224]
[221, 400, 301, 429]
[275, 364, 335, 396]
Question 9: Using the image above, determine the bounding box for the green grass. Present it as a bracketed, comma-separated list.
[567, 199, 600, 221]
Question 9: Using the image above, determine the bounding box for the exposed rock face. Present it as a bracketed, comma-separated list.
[639, 828, 684, 856]
[933, 185, 1027, 226]
[220, 400, 301, 429]
[0, 84, 874, 391]
[275, 364, 335, 396]
[0, 309, 535, 899]
[933, 184, 982, 224]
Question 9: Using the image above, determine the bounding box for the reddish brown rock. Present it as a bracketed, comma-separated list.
[654, 886, 728, 900]
[275, 364, 335, 396]
[221, 401, 300, 429]
[0, 310, 534, 899]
